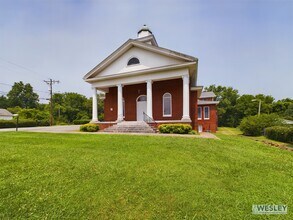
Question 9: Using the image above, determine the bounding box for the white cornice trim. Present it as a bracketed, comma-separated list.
[132, 41, 196, 62]
[190, 86, 203, 91]
[191, 86, 203, 98]
[91, 68, 189, 89]
[85, 62, 197, 83]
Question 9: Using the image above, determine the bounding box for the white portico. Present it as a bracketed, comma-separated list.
[84, 25, 201, 127]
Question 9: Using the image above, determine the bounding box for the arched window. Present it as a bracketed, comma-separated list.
[127, 57, 140, 66]
[163, 93, 172, 117]
[137, 95, 147, 102]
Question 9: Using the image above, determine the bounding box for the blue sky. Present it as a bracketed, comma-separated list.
[0, 0, 292, 101]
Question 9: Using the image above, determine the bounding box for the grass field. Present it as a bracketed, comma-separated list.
[0, 131, 292, 219]
[218, 127, 293, 149]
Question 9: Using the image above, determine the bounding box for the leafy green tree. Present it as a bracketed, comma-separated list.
[204, 85, 240, 127]
[0, 95, 8, 108]
[284, 104, 293, 120]
[239, 114, 282, 136]
[52, 92, 93, 123]
[7, 106, 22, 114]
[7, 81, 39, 108]
[272, 98, 293, 116]
[18, 108, 50, 121]
[254, 94, 274, 114]
[235, 95, 256, 119]
[36, 103, 47, 111]
[204, 84, 290, 127]
[97, 93, 105, 121]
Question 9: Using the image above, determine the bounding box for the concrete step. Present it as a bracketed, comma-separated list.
[103, 121, 156, 133]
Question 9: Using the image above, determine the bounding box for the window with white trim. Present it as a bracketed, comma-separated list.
[204, 106, 210, 120]
[198, 107, 202, 119]
[163, 93, 172, 117]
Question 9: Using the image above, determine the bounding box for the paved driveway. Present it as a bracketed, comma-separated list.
[0, 125, 80, 133]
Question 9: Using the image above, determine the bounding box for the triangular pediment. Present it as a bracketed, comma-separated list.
[84, 39, 197, 80]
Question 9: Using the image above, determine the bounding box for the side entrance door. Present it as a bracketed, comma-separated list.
[136, 95, 147, 121]
[198, 125, 203, 133]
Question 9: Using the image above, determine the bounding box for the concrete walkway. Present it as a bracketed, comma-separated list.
[0, 125, 80, 133]
[0, 125, 219, 139]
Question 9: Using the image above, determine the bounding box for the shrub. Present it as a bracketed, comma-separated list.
[158, 124, 192, 134]
[0, 119, 37, 128]
[239, 114, 282, 136]
[265, 126, 293, 143]
[0, 120, 16, 128]
[18, 119, 37, 127]
[73, 119, 91, 125]
[36, 120, 50, 126]
[57, 122, 68, 126]
[98, 113, 104, 122]
[80, 124, 99, 132]
[188, 130, 197, 135]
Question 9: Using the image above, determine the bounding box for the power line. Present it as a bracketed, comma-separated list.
[0, 90, 8, 94]
[0, 82, 12, 87]
[0, 57, 49, 78]
[0, 82, 49, 94]
[44, 79, 60, 126]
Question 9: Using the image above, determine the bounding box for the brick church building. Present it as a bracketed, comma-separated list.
[83, 25, 218, 132]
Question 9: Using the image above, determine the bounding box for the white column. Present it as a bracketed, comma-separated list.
[182, 75, 191, 121]
[92, 87, 99, 122]
[117, 84, 124, 122]
[146, 80, 153, 118]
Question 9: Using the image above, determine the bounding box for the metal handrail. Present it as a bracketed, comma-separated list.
[143, 112, 157, 127]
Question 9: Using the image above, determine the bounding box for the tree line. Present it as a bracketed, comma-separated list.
[0, 81, 104, 124]
[0, 81, 292, 126]
[204, 85, 293, 127]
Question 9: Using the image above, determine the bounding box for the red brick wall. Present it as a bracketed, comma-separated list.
[104, 78, 184, 121]
[190, 90, 198, 130]
[152, 78, 183, 120]
[96, 122, 117, 130]
[123, 83, 146, 121]
[103, 79, 220, 133]
[197, 104, 218, 132]
[104, 87, 118, 121]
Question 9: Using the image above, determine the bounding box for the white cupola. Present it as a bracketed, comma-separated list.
[137, 24, 152, 38]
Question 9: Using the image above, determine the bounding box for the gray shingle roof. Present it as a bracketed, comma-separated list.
[199, 91, 216, 98]
[0, 109, 13, 116]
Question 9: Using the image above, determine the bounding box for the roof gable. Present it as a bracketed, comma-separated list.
[95, 46, 189, 78]
[84, 40, 197, 80]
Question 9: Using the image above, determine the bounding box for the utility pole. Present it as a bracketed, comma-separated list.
[252, 99, 262, 116]
[44, 79, 59, 126]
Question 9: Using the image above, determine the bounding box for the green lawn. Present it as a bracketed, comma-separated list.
[0, 132, 292, 219]
[218, 127, 293, 149]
